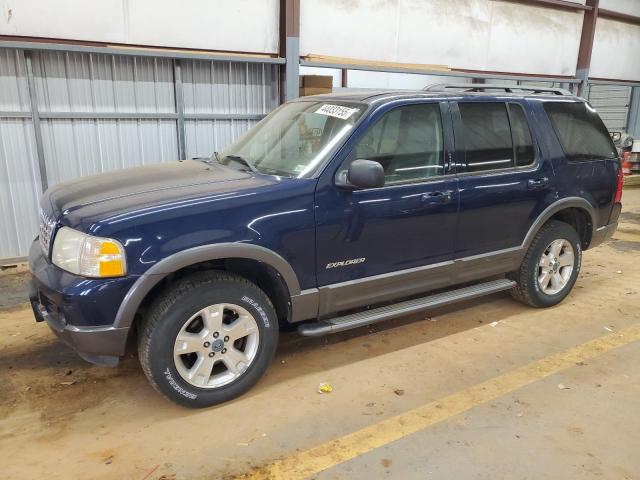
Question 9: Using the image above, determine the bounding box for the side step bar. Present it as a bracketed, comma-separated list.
[297, 278, 516, 337]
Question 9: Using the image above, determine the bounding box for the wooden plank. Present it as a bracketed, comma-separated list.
[302, 54, 450, 73]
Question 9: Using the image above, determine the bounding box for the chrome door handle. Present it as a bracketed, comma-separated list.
[421, 190, 453, 204]
[527, 177, 549, 190]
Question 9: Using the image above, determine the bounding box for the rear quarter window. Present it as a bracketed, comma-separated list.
[543, 102, 617, 161]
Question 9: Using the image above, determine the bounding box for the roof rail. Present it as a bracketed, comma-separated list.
[423, 83, 573, 96]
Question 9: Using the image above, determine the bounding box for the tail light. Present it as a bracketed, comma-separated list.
[614, 163, 623, 203]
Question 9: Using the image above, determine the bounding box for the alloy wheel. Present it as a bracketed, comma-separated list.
[537, 239, 575, 295]
[173, 303, 260, 388]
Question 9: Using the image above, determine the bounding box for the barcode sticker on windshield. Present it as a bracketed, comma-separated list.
[315, 104, 359, 120]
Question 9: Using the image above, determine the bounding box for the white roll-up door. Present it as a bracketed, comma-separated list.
[588, 85, 632, 131]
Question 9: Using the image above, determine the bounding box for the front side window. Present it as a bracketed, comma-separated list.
[543, 102, 617, 161]
[219, 101, 366, 177]
[341, 103, 444, 185]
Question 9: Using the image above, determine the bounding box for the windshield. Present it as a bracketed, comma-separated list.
[218, 100, 366, 177]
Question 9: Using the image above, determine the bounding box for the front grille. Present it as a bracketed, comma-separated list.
[39, 208, 57, 255]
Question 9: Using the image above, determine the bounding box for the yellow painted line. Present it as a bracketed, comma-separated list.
[240, 323, 640, 480]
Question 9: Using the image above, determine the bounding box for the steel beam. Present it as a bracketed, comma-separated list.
[26, 112, 265, 121]
[495, 0, 592, 11]
[24, 51, 48, 193]
[39, 112, 179, 120]
[173, 59, 187, 160]
[598, 8, 640, 26]
[0, 111, 31, 118]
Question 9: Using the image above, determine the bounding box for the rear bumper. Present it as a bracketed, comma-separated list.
[589, 202, 621, 249]
[589, 222, 617, 248]
[28, 239, 136, 366]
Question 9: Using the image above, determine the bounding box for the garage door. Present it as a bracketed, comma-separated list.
[588, 84, 632, 131]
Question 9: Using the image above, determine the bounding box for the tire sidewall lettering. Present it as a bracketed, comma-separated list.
[164, 367, 198, 399]
[241, 295, 270, 327]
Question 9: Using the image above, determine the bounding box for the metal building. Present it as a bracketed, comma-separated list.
[0, 47, 279, 261]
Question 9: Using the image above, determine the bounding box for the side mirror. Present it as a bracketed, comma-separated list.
[347, 159, 385, 189]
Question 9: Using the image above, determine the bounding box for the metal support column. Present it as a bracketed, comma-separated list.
[24, 50, 48, 192]
[285, 38, 299, 101]
[341, 69, 348, 88]
[280, 0, 300, 102]
[173, 59, 187, 160]
[575, 0, 599, 97]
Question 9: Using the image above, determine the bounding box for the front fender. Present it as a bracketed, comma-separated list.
[113, 243, 301, 329]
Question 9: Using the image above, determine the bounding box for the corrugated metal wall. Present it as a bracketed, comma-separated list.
[32, 52, 179, 184]
[0, 48, 279, 261]
[0, 49, 42, 260]
[588, 84, 632, 131]
[182, 61, 279, 157]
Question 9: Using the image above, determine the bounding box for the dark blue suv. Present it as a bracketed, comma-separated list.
[29, 84, 623, 407]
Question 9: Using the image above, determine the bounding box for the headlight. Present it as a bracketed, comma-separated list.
[51, 227, 127, 278]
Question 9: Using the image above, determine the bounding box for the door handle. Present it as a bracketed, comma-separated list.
[421, 190, 453, 204]
[527, 177, 549, 190]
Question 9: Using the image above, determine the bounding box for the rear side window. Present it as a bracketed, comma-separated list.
[457, 102, 535, 172]
[509, 104, 535, 166]
[543, 102, 617, 161]
[458, 103, 513, 172]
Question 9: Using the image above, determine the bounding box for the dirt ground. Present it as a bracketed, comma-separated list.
[1, 190, 639, 480]
[0, 268, 29, 309]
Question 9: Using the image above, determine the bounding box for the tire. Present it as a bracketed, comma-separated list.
[510, 220, 582, 308]
[138, 271, 278, 408]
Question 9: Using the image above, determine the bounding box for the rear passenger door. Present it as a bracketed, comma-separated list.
[451, 100, 553, 272]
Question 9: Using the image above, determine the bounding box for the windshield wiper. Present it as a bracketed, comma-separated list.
[224, 154, 257, 173]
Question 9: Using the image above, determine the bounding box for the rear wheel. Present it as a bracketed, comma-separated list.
[511, 220, 582, 308]
[138, 271, 278, 408]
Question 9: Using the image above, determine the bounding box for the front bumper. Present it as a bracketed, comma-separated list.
[28, 239, 136, 366]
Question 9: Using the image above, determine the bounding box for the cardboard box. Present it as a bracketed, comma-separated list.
[299, 86, 332, 97]
[299, 75, 333, 89]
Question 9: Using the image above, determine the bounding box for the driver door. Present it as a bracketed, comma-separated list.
[314, 101, 459, 315]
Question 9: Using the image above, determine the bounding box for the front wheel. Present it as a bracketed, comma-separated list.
[138, 271, 278, 408]
[510, 220, 582, 308]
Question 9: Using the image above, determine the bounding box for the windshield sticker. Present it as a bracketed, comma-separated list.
[315, 104, 359, 120]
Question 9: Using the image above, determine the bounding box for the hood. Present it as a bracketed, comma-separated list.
[41, 160, 276, 228]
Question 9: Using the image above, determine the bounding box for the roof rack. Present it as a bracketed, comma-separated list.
[423, 83, 573, 96]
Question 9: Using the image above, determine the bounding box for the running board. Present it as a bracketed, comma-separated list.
[297, 279, 516, 337]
